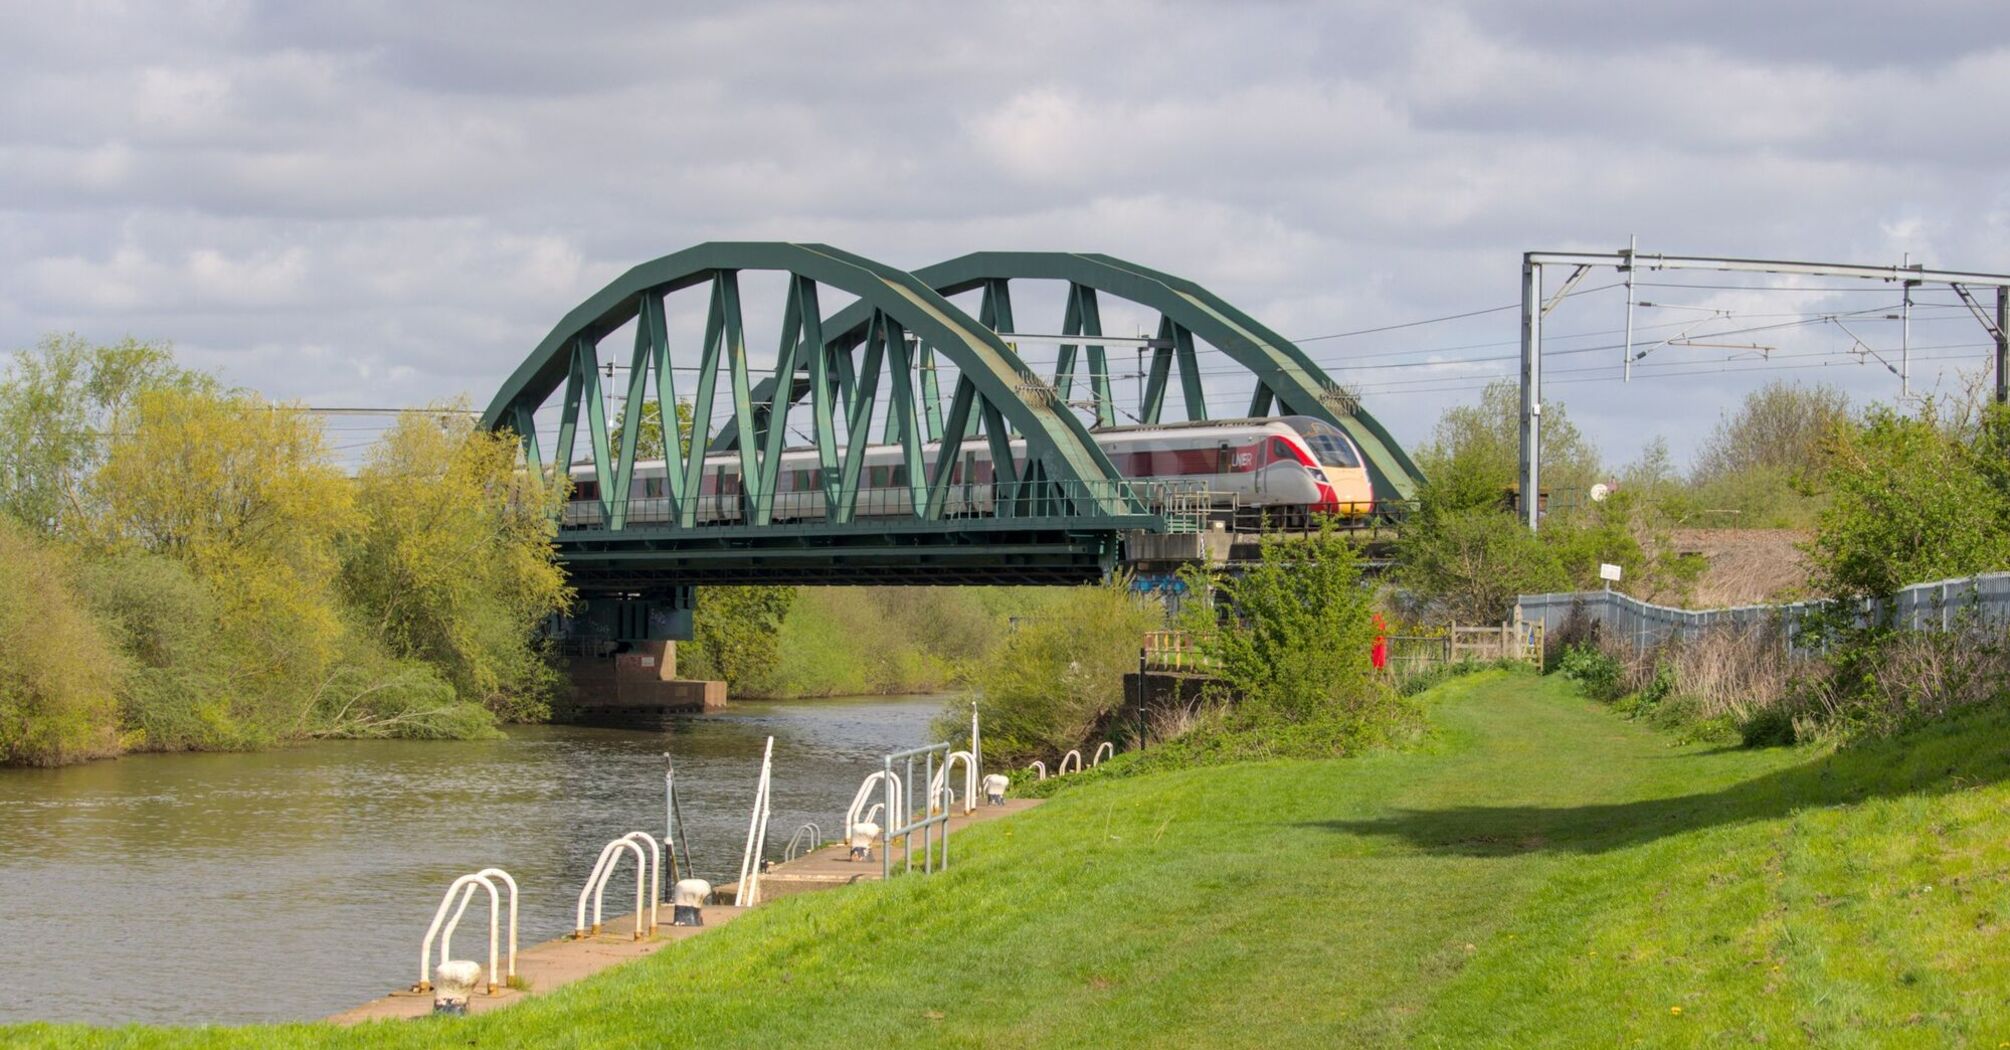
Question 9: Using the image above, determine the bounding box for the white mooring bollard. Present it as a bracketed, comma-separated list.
[672, 878, 712, 927]
[982, 773, 1009, 806]
[431, 959, 482, 1016]
[849, 820, 881, 861]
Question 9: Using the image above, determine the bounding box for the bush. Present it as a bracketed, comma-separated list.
[1555, 643, 1624, 702]
[0, 523, 123, 765]
[949, 581, 1159, 766]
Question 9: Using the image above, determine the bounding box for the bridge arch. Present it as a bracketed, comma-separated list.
[718, 252, 1423, 503]
[480, 242, 1154, 591]
[476, 241, 1141, 527]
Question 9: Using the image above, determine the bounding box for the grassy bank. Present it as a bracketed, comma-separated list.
[14, 670, 2010, 1047]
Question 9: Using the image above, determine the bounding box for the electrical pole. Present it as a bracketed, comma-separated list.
[1998, 286, 2008, 405]
[1518, 254, 1542, 530]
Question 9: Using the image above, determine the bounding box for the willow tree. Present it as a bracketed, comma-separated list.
[343, 408, 572, 721]
[86, 385, 357, 742]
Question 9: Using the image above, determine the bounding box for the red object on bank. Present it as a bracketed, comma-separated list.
[1371, 613, 1388, 670]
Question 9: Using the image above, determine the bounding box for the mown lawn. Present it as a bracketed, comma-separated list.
[11, 670, 2010, 1048]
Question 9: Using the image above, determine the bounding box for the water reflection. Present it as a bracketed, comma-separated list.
[0, 695, 947, 1025]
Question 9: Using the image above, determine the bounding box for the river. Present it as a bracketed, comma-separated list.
[0, 695, 950, 1026]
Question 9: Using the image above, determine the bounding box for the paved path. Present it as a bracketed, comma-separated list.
[328, 797, 1043, 1024]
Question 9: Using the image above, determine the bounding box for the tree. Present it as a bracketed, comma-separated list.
[608, 399, 694, 462]
[960, 581, 1158, 763]
[0, 520, 124, 765]
[1183, 531, 1379, 715]
[1692, 381, 1848, 484]
[0, 334, 208, 532]
[1393, 508, 1569, 622]
[1415, 379, 1600, 517]
[1810, 403, 2010, 602]
[85, 385, 357, 738]
[344, 406, 573, 722]
[687, 586, 797, 695]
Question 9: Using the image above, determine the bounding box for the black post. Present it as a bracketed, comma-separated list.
[1136, 647, 1149, 750]
[1996, 286, 2007, 405]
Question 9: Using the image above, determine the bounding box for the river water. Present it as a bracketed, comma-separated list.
[0, 695, 949, 1026]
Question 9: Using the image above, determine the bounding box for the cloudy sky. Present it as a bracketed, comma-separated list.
[4, 1, 2008, 470]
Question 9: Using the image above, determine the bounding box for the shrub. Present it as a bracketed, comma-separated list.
[1555, 643, 1624, 702]
[0, 523, 124, 765]
[949, 581, 1159, 766]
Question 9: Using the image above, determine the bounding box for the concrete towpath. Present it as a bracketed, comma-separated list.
[328, 796, 1043, 1024]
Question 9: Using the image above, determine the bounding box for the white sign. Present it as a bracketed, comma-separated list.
[1598, 563, 1623, 582]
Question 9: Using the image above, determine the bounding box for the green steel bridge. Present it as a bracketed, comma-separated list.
[479, 243, 1423, 639]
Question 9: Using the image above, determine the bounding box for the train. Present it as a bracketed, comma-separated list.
[563, 415, 1374, 528]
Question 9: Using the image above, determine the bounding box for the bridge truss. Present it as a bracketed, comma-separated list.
[480, 242, 1424, 626]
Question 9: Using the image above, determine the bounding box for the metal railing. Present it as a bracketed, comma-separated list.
[783, 822, 824, 862]
[882, 742, 952, 881]
[1142, 629, 1213, 671]
[926, 750, 978, 816]
[557, 476, 1162, 534]
[419, 868, 517, 995]
[734, 737, 775, 908]
[575, 834, 654, 939]
[1518, 573, 2010, 655]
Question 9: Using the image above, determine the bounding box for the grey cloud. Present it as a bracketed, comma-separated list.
[2, 0, 2007, 467]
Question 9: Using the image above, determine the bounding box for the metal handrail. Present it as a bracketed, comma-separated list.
[576, 837, 648, 938]
[419, 869, 516, 995]
[784, 822, 824, 861]
[556, 475, 1163, 534]
[734, 737, 775, 908]
[883, 742, 952, 881]
[926, 750, 978, 816]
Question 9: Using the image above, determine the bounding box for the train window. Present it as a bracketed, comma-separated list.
[643, 477, 664, 498]
[870, 466, 890, 488]
[1303, 433, 1361, 468]
[575, 479, 600, 501]
[1270, 437, 1300, 463]
[1216, 444, 1230, 473]
[794, 469, 814, 492]
[891, 465, 908, 486]
[717, 471, 740, 496]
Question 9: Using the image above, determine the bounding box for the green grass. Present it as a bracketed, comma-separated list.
[12, 670, 2010, 1047]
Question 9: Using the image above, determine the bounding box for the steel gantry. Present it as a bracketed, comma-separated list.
[1516, 247, 2010, 529]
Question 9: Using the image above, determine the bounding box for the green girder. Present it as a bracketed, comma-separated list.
[913, 252, 1424, 503]
[478, 242, 1140, 533]
[718, 251, 1423, 503]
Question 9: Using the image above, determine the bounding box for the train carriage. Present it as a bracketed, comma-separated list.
[563, 416, 1373, 529]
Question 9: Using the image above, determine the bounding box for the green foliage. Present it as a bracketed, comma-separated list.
[1187, 530, 1381, 720]
[686, 586, 796, 695]
[343, 408, 571, 722]
[1554, 643, 1624, 702]
[764, 587, 1005, 698]
[1692, 380, 1849, 486]
[1392, 508, 1568, 622]
[0, 334, 210, 533]
[1397, 491, 1699, 621]
[70, 550, 237, 750]
[1415, 379, 1600, 516]
[1810, 402, 2010, 602]
[0, 337, 561, 762]
[0, 521, 124, 765]
[957, 581, 1159, 765]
